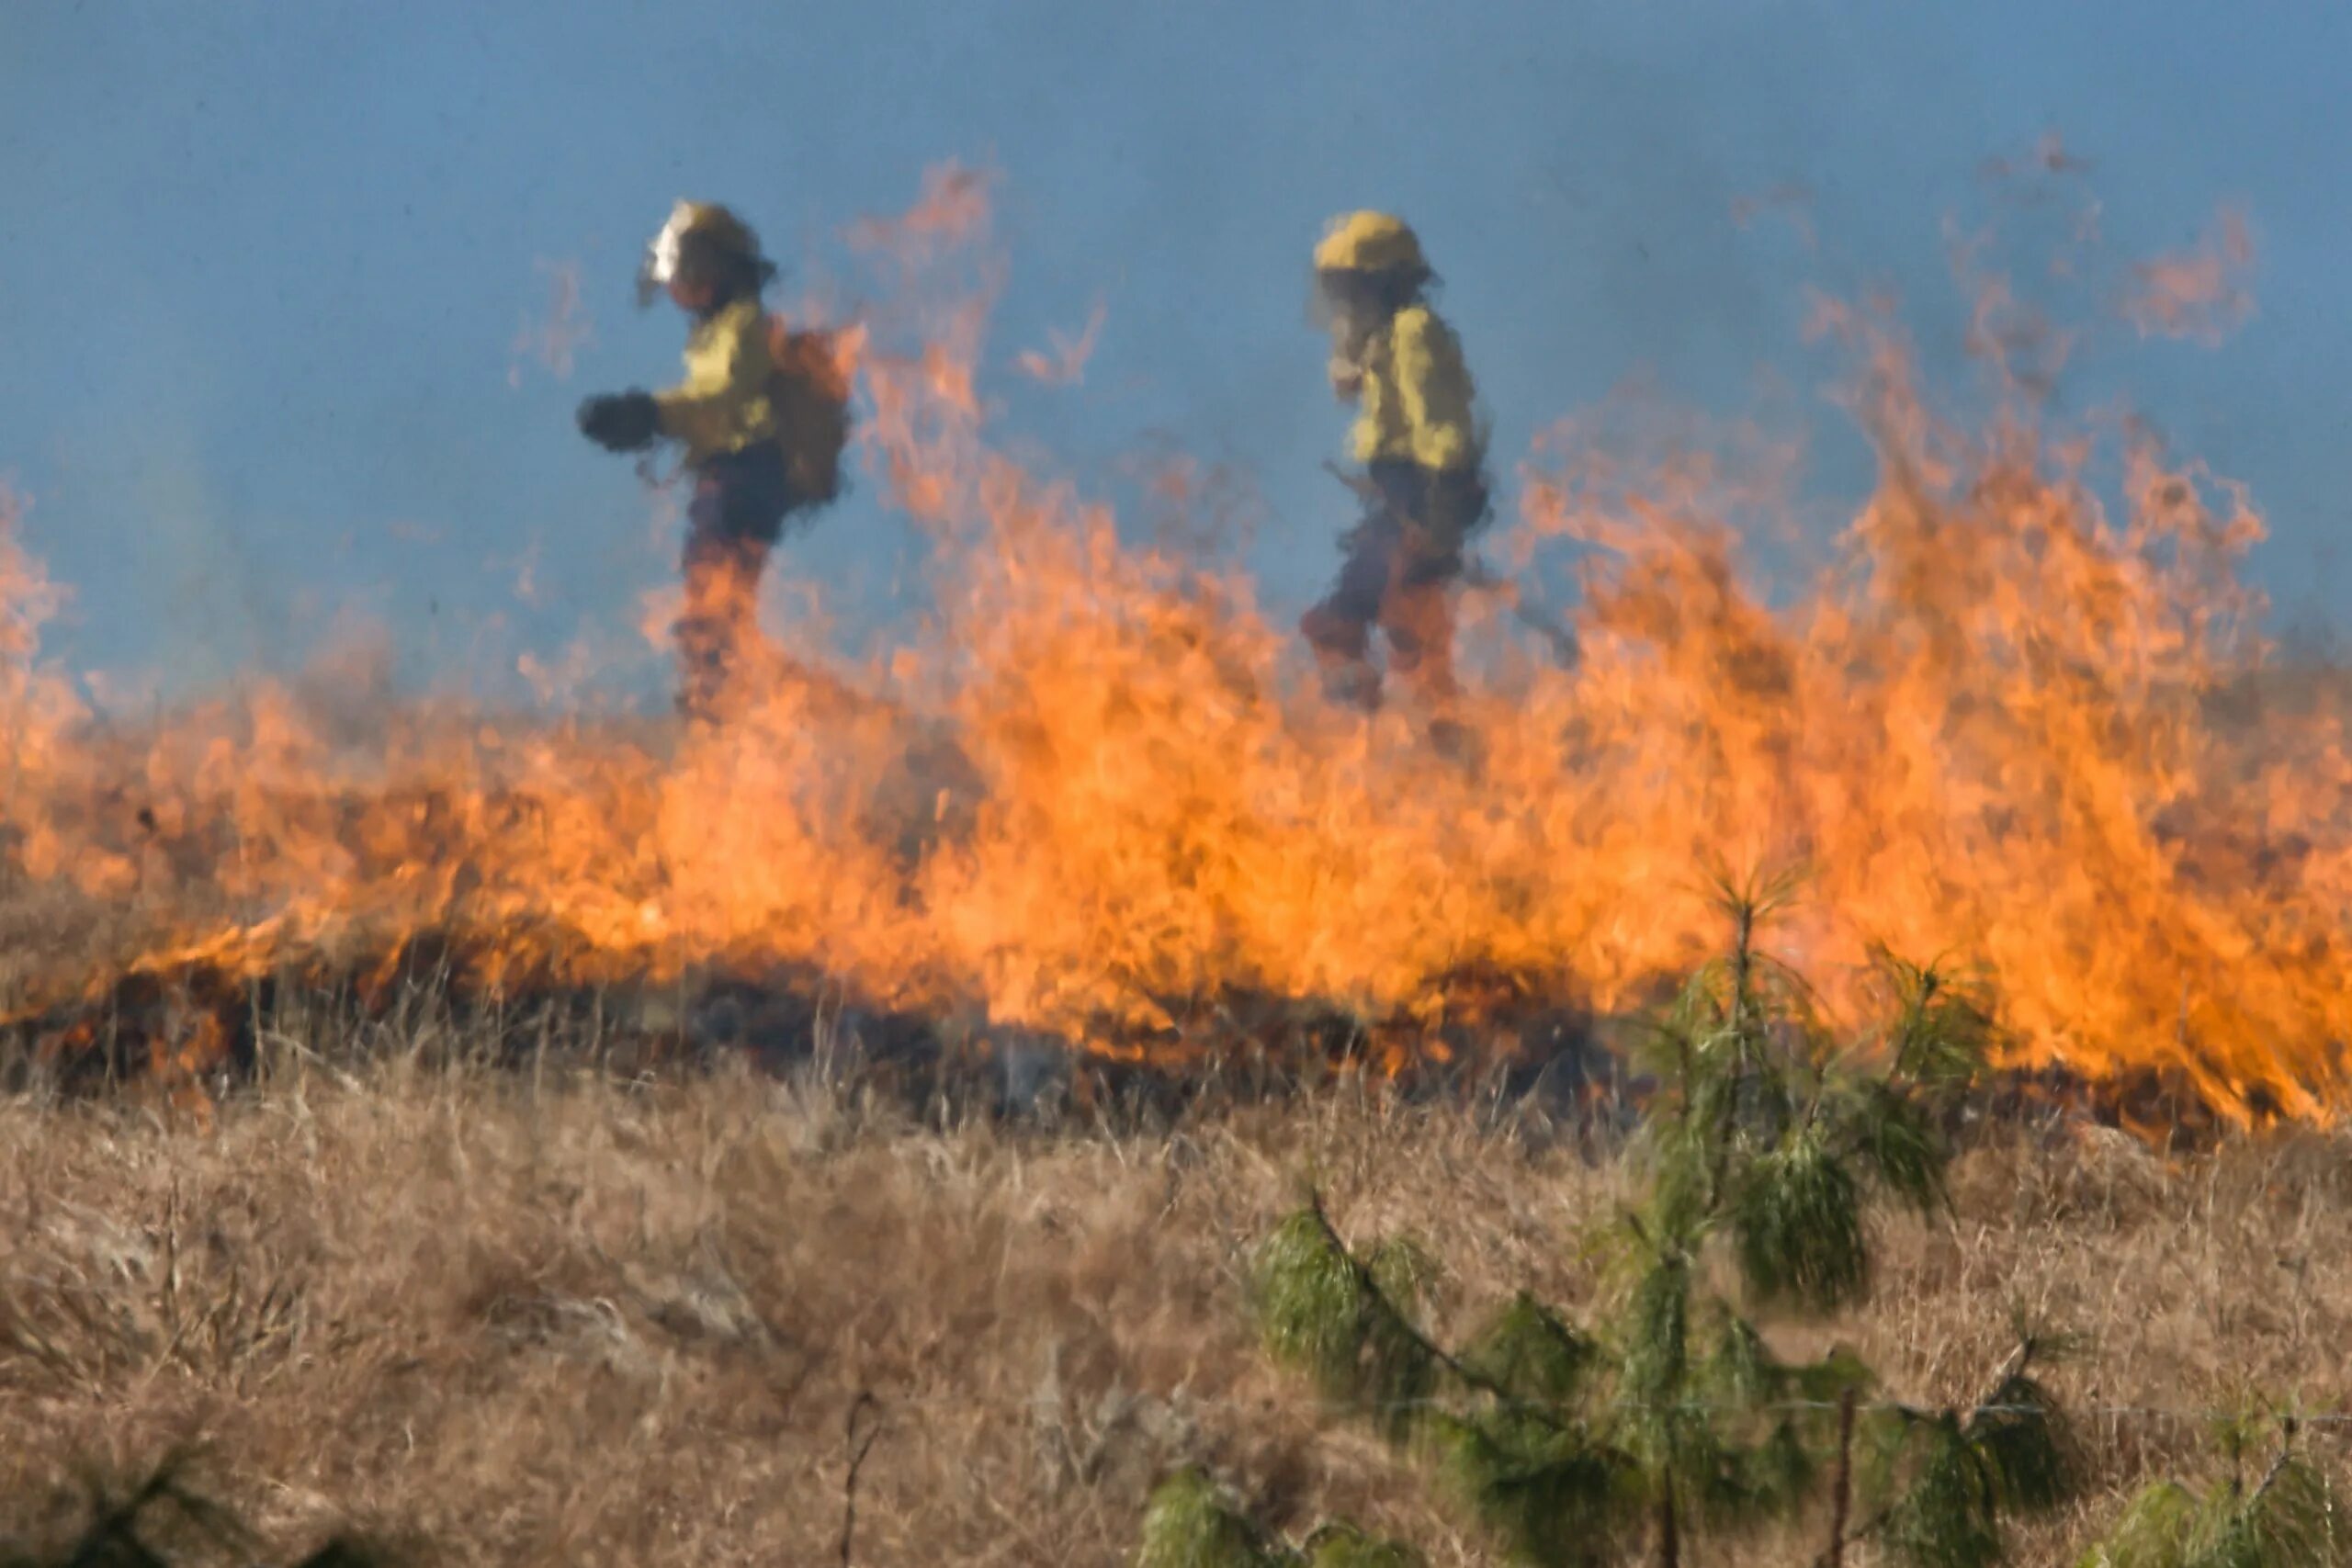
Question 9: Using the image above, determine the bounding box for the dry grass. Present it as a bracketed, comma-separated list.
[2, 1039, 2348, 1566]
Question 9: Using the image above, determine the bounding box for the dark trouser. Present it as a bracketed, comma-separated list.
[1300, 460, 1488, 710]
[676, 444, 794, 720]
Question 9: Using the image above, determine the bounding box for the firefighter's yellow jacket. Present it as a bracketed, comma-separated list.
[653, 298, 781, 467]
[1342, 303, 1481, 474]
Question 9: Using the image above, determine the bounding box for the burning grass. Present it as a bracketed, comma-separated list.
[6, 163, 2352, 1128]
[3, 1030, 2350, 1566]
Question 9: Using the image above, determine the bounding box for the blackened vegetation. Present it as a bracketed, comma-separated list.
[0, 919, 2254, 1145]
[0, 932, 1619, 1128]
[1982, 1063, 2243, 1150]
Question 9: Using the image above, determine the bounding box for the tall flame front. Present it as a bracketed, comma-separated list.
[4, 166, 2346, 1122]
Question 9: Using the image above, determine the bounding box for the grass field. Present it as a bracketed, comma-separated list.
[3, 1029, 2347, 1567]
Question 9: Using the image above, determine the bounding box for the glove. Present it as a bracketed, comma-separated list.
[577, 390, 661, 453]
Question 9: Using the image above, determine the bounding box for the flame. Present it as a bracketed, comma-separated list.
[3, 167, 2347, 1123]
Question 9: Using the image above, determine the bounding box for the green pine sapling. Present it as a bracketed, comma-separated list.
[1213, 873, 2077, 1567]
[2076, 1415, 2346, 1568]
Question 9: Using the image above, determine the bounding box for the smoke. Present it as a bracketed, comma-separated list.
[2123, 206, 2257, 345]
[507, 260, 594, 389]
[1015, 301, 1107, 387]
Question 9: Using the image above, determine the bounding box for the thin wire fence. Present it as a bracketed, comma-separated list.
[808, 1391, 2352, 1427]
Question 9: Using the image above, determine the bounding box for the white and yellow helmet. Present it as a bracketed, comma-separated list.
[637, 199, 766, 306]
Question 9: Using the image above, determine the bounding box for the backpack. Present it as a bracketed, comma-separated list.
[764, 316, 856, 512]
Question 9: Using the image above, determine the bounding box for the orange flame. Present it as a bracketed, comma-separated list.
[2, 169, 2346, 1122]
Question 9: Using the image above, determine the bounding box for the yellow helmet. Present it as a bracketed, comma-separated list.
[639, 199, 769, 305]
[1313, 210, 1427, 276]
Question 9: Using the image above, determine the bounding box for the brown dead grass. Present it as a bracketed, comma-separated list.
[2, 1045, 2349, 1566]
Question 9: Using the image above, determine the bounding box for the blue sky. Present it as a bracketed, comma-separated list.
[5, 1, 2348, 700]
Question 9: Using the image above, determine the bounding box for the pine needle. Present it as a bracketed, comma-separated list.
[1459, 1294, 1600, 1405]
[1730, 1131, 1868, 1310]
[1137, 1471, 1298, 1568]
[1254, 1205, 1439, 1440]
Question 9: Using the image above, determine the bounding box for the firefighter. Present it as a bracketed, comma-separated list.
[577, 200, 841, 721]
[1303, 210, 1489, 720]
